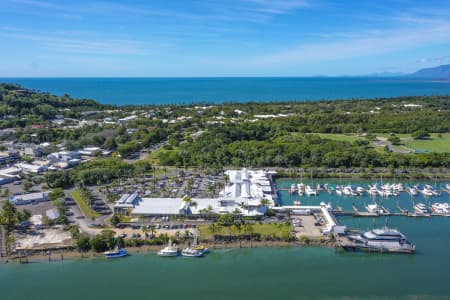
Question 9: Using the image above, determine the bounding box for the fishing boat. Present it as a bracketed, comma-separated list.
[157, 242, 179, 257]
[104, 246, 128, 258]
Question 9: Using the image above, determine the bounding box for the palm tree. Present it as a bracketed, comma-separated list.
[224, 174, 230, 186]
[243, 222, 255, 248]
[182, 195, 197, 215]
[207, 182, 215, 197]
[208, 223, 220, 248]
[233, 222, 242, 248]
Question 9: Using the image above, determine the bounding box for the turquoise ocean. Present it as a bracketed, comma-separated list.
[1, 77, 450, 105]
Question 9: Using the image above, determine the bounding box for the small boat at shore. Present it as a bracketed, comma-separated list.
[104, 246, 128, 258]
[158, 242, 179, 257]
[181, 247, 203, 257]
[193, 244, 209, 254]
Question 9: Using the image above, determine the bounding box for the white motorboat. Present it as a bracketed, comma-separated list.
[414, 203, 430, 215]
[305, 185, 317, 196]
[356, 186, 365, 195]
[335, 185, 343, 196]
[158, 242, 179, 257]
[181, 247, 203, 257]
[431, 202, 449, 215]
[406, 187, 418, 196]
[366, 203, 384, 215]
[297, 183, 305, 196]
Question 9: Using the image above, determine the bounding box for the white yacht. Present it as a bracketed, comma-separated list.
[367, 185, 378, 196]
[445, 184, 450, 193]
[297, 183, 305, 196]
[335, 185, 343, 196]
[157, 242, 179, 257]
[356, 186, 365, 195]
[414, 203, 430, 215]
[431, 202, 449, 215]
[406, 187, 418, 196]
[289, 184, 296, 194]
[343, 186, 357, 196]
[305, 185, 317, 196]
[366, 203, 384, 215]
[181, 247, 203, 257]
[347, 227, 415, 253]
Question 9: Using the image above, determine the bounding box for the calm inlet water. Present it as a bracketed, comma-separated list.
[1, 77, 450, 105]
[1, 179, 449, 300]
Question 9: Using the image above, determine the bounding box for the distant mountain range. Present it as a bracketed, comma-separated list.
[409, 64, 450, 79]
[359, 64, 450, 79]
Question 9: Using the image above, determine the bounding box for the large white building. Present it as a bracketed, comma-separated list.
[9, 192, 49, 205]
[114, 169, 276, 217]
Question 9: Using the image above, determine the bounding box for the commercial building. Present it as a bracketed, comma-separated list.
[114, 169, 275, 217]
[9, 192, 49, 205]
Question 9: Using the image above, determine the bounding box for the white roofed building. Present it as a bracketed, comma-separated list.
[115, 169, 275, 217]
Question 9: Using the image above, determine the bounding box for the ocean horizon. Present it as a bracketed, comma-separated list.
[1, 77, 449, 105]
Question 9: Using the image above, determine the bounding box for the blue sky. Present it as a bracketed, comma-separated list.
[1, 0, 450, 77]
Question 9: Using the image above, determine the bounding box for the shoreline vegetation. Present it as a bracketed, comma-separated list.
[1, 239, 333, 264]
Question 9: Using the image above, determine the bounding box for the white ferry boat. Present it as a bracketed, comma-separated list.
[347, 227, 415, 253]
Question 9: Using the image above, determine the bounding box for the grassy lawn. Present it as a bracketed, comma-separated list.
[198, 222, 293, 240]
[119, 215, 132, 223]
[147, 146, 179, 165]
[317, 132, 449, 153]
[314, 133, 365, 143]
[71, 190, 100, 219]
[378, 133, 450, 153]
[402, 133, 450, 153]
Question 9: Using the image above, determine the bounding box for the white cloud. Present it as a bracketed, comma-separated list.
[203, 18, 450, 69]
[0, 27, 151, 55]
